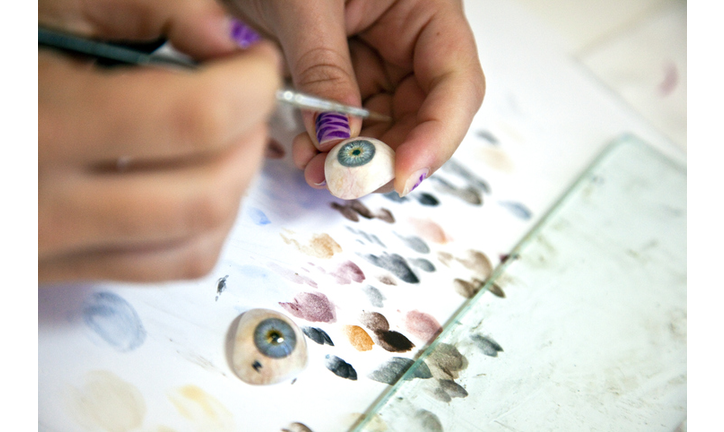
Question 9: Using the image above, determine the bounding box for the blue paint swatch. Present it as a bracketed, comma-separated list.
[248, 207, 271, 225]
[498, 201, 532, 220]
[82, 291, 146, 352]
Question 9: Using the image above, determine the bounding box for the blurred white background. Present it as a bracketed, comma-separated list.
[513, 0, 686, 149]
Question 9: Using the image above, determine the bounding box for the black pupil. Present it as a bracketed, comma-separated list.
[352, 149, 361, 156]
[267, 330, 283, 344]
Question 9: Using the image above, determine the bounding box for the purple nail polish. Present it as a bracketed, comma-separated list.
[231, 19, 262, 48]
[410, 173, 426, 192]
[315, 112, 350, 145]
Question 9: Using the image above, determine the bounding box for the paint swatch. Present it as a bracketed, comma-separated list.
[360, 311, 415, 353]
[430, 379, 469, 402]
[215, 275, 229, 301]
[395, 233, 430, 254]
[282, 423, 314, 432]
[403, 310, 442, 343]
[430, 176, 482, 205]
[441, 158, 491, 193]
[452, 278, 484, 299]
[409, 258, 436, 272]
[268, 263, 318, 288]
[428, 343, 468, 379]
[368, 357, 432, 385]
[65, 370, 146, 432]
[408, 218, 452, 244]
[362, 285, 386, 307]
[415, 193, 440, 206]
[82, 292, 146, 352]
[330, 200, 395, 223]
[498, 200, 533, 220]
[488, 283, 506, 298]
[456, 250, 494, 279]
[361, 252, 419, 284]
[168, 385, 234, 432]
[280, 292, 337, 323]
[302, 326, 334, 346]
[346, 227, 386, 247]
[343, 325, 374, 351]
[471, 334, 504, 357]
[280, 232, 342, 259]
[325, 355, 357, 380]
[329, 260, 365, 284]
[248, 207, 271, 225]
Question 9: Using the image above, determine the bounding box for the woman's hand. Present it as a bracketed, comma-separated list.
[38, 0, 281, 282]
[225, 0, 485, 196]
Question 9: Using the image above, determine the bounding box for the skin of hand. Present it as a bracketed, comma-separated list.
[223, 0, 485, 197]
[38, 0, 282, 282]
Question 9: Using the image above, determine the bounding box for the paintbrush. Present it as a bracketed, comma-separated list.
[38, 26, 391, 122]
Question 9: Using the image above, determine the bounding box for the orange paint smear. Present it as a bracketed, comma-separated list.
[409, 218, 452, 244]
[343, 325, 375, 352]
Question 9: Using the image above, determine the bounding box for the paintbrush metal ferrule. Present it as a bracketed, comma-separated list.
[39, 26, 391, 122]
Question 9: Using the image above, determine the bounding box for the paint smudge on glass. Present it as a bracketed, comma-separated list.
[280, 292, 337, 323]
[428, 343, 468, 380]
[471, 334, 504, 357]
[488, 283, 506, 298]
[430, 379, 469, 402]
[66, 370, 146, 432]
[280, 232, 342, 259]
[361, 252, 419, 284]
[325, 355, 357, 380]
[302, 326, 334, 346]
[403, 310, 442, 343]
[395, 233, 430, 254]
[368, 357, 432, 385]
[498, 200, 533, 220]
[453, 278, 485, 299]
[248, 207, 271, 226]
[82, 292, 146, 352]
[343, 325, 375, 351]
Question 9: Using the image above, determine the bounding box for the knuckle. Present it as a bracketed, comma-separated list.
[294, 47, 355, 91]
[181, 247, 220, 279]
[172, 88, 230, 150]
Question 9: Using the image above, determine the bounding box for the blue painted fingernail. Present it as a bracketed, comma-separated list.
[231, 19, 262, 49]
[315, 111, 351, 148]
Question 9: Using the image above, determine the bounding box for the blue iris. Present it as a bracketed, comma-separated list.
[337, 140, 375, 167]
[253, 318, 297, 358]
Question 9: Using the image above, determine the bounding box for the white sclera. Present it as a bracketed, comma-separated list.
[325, 137, 396, 200]
[231, 309, 308, 385]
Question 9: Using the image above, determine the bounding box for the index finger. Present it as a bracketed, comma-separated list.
[38, 42, 281, 165]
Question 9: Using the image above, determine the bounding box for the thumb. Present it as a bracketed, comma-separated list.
[270, 2, 362, 151]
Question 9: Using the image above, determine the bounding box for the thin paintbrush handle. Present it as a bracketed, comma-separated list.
[38, 26, 391, 121]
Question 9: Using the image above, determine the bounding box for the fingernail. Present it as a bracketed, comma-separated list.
[401, 168, 430, 197]
[314, 180, 327, 187]
[230, 18, 262, 49]
[315, 111, 350, 149]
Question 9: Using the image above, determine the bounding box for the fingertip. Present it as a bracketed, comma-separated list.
[292, 131, 318, 169]
[304, 153, 328, 189]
